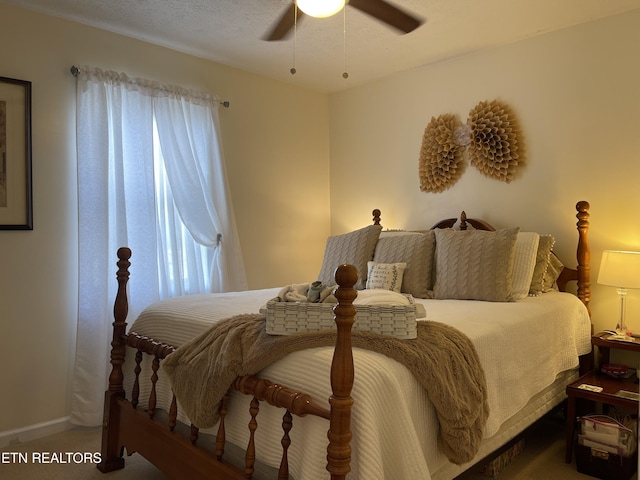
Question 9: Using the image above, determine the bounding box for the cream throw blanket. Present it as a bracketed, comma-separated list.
[162, 314, 488, 464]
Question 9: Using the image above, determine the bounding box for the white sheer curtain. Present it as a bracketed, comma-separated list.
[153, 87, 246, 295]
[71, 66, 246, 426]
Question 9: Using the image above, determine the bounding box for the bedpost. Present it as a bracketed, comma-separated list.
[372, 209, 381, 226]
[109, 247, 132, 392]
[98, 247, 131, 473]
[575, 201, 591, 316]
[326, 264, 358, 480]
[459, 211, 468, 230]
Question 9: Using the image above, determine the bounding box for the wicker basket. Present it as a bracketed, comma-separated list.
[261, 295, 423, 339]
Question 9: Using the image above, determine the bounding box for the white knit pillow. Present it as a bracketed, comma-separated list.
[511, 232, 540, 300]
[434, 227, 519, 302]
[317, 224, 382, 290]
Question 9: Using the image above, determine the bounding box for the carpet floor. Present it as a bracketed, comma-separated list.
[0, 412, 635, 479]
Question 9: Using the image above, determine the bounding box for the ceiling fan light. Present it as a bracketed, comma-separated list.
[296, 0, 346, 18]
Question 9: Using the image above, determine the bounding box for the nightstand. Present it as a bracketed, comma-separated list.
[565, 332, 640, 463]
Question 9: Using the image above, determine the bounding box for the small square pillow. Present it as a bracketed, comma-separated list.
[511, 232, 540, 300]
[528, 235, 555, 296]
[372, 231, 436, 298]
[433, 227, 519, 302]
[366, 261, 407, 292]
[317, 224, 382, 290]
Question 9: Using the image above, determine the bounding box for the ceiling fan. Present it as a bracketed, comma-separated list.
[264, 0, 424, 41]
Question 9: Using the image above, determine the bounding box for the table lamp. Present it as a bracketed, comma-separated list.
[597, 250, 640, 335]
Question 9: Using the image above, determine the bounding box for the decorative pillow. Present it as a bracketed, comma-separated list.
[511, 232, 540, 300]
[542, 253, 565, 292]
[317, 224, 382, 290]
[433, 227, 519, 302]
[366, 262, 406, 292]
[372, 231, 435, 298]
[528, 235, 555, 296]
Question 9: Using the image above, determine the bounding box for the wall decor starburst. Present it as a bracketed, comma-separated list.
[418, 100, 524, 193]
[418, 113, 465, 193]
[467, 99, 524, 183]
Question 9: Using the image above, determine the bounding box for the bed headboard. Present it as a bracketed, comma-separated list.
[371, 201, 591, 314]
[430, 211, 496, 232]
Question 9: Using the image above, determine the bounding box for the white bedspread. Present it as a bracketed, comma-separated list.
[128, 289, 591, 480]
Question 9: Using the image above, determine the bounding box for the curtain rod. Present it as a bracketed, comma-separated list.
[69, 65, 230, 108]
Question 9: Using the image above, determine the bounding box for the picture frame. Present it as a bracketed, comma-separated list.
[0, 76, 32, 230]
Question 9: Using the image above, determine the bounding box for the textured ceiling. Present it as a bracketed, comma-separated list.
[3, 0, 640, 92]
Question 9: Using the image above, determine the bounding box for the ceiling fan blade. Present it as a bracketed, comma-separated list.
[263, 4, 305, 41]
[349, 0, 423, 34]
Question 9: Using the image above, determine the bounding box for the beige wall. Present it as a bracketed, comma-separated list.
[329, 10, 640, 336]
[0, 4, 330, 434]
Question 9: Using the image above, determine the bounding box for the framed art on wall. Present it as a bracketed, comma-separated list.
[0, 76, 32, 230]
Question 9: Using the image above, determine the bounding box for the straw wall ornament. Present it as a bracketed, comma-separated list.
[467, 100, 523, 183]
[418, 114, 466, 193]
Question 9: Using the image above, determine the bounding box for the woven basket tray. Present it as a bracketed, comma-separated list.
[262, 295, 423, 339]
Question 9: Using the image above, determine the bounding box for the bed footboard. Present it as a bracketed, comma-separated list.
[98, 247, 358, 480]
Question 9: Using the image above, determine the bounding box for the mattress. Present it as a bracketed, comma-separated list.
[126, 288, 591, 480]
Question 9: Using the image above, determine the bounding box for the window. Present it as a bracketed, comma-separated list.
[153, 119, 214, 297]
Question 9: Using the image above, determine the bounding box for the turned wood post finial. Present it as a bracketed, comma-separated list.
[327, 264, 358, 479]
[372, 209, 381, 226]
[115, 247, 132, 318]
[108, 247, 132, 393]
[460, 211, 468, 230]
[98, 247, 132, 472]
[575, 201, 591, 315]
[334, 264, 358, 292]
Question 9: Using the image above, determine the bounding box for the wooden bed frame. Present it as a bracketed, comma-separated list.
[97, 200, 592, 479]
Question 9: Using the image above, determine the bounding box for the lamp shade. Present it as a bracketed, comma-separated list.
[598, 250, 640, 289]
[296, 0, 345, 18]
